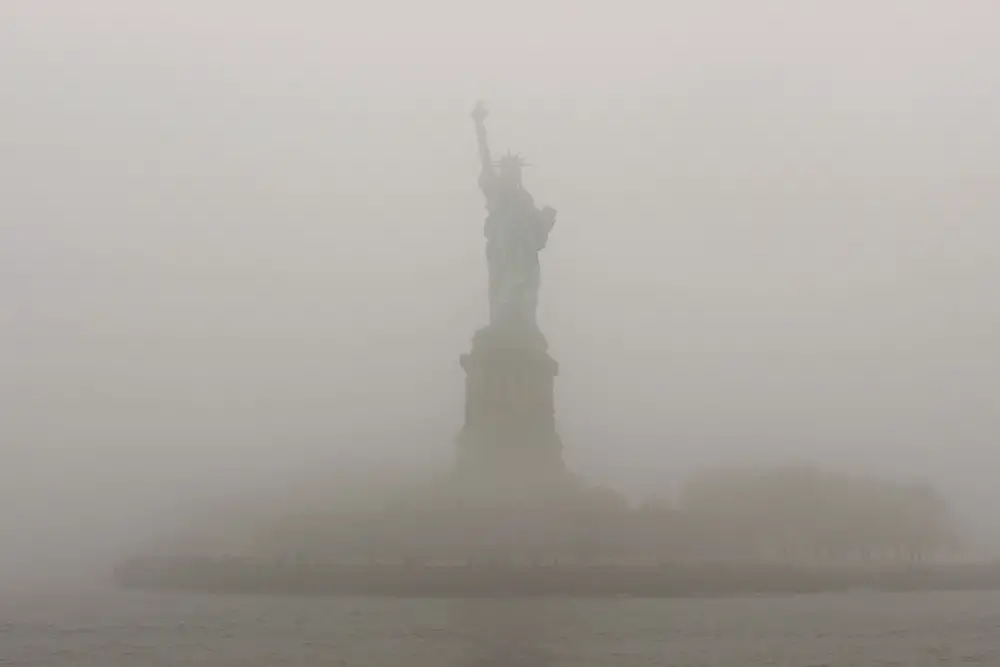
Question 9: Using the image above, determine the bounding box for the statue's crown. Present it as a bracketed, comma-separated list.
[493, 150, 530, 169]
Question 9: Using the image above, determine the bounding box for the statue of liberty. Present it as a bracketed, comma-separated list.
[471, 101, 557, 339]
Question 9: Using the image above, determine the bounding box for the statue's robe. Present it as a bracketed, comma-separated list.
[480, 178, 552, 331]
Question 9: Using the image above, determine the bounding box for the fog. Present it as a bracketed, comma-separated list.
[2, 1, 999, 585]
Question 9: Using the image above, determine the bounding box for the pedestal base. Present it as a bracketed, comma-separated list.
[456, 325, 564, 481]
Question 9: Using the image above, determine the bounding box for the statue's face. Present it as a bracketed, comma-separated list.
[497, 164, 522, 191]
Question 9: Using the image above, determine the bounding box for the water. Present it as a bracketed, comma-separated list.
[2, 588, 999, 666]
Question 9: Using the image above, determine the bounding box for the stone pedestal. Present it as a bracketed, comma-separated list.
[456, 325, 564, 483]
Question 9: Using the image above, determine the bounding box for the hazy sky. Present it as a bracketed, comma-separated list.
[2, 1, 999, 575]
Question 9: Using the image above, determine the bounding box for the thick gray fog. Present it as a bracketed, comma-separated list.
[2, 2, 999, 583]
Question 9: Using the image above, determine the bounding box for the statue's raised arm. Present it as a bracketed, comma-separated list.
[471, 101, 495, 184]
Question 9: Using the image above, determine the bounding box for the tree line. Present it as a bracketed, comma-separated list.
[639, 465, 959, 564]
[252, 465, 959, 566]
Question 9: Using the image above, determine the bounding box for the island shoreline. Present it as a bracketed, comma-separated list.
[114, 557, 1000, 599]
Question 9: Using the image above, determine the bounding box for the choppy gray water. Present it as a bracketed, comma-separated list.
[2, 588, 999, 666]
